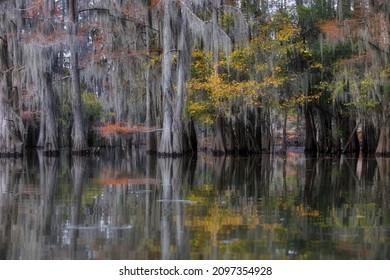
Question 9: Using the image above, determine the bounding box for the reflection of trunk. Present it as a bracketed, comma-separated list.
[304, 157, 317, 202]
[376, 158, 390, 215]
[0, 37, 23, 156]
[376, 158, 390, 183]
[212, 156, 226, 190]
[158, 157, 189, 259]
[38, 153, 58, 237]
[0, 159, 23, 258]
[259, 154, 271, 204]
[361, 156, 377, 183]
[316, 158, 335, 212]
[144, 154, 156, 239]
[172, 158, 188, 259]
[158, 158, 173, 259]
[70, 156, 87, 259]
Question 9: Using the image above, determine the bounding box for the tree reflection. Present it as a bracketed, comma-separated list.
[183, 154, 390, 259]
[0, 158, 23, 259]
[69, 156, 87, 259]
[1, 150, 390, 259]
[157, 157, 194, 259]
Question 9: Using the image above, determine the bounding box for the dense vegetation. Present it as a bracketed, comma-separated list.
[0, 0, 389, 157]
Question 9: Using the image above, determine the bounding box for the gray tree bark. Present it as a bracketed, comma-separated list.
[0, 6, 24, 156]
[36, 0, 59, 156]
[158, 0, 189, 157]
[158, 0, 174, 156]
[67, 0, 89, 154]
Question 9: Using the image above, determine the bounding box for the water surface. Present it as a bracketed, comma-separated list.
[0, 149, 389, 259]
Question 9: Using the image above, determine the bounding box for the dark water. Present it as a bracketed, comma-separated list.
[0, 149, 389, 260]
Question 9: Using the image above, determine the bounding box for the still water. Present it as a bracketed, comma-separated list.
[0, 149, 389, 259]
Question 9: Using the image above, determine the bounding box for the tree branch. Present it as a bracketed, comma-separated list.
[78, 7, 159, 33]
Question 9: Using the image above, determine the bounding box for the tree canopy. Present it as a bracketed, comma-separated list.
[0, 0, 389, 157]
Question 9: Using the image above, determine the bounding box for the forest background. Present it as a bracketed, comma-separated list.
[0, 0, 389, 157]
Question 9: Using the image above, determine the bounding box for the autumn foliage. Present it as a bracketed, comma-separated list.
[94, 122, 161, 138]
[320, 20, 343, 41]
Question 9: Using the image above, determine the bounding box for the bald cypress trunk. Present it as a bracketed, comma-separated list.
[0, 7, 24, 157]
[145, 1, 157, 154]
[371, 2, 390, 156]
[211, 1, 226, 155]
[212, 117, 226, 155]
[38, 0, 59, 156]
[158, 0, 175, 156]
[42, 73, 59, 155]
[304, 104, 318, 155]
[376, 94, 390, 156]
[67, 0, 89, 155]
[158, 0, 190, 157]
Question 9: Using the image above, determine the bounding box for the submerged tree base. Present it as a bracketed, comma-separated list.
[375, 152, 390, 157]
[43, 150, 60, 157]
[157, 151, 192, 158]
[71, 149, 91, 156]
[0, 152, 23, 158]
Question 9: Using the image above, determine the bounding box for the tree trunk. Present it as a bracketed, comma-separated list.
[376, 122, 390, 156]
[375, 84, 390, 155]
[145, 44, 156, 153]
[362, 119, 377, 154]
[281, 109, 287, 154]
[212, 116, 226, 155]
[260, 108, 271, 152]
[0, 35, 23, 157]
[67, 0, 89, 155]
[145, 67, 157, 154]
[187, 118, 198, 153]
[158, 0, 174, 156]
[38, 73, 59, 156]
[172, 21, 188, 156]
[235, 119, 248, 155]
[304, 105, 318, 155]
[246, 107, 262, 154]
[158, 0, 189, 157]
[317, 108, 332, 154]
[224, 119, 234, 153]
[342, 120, 360, 155]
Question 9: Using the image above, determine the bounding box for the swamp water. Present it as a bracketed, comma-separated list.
[0, 149, 389, 259]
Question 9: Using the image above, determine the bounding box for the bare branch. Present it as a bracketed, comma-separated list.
[78, 7, 159, 33]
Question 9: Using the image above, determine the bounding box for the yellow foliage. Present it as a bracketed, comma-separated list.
[186, 11, 313, 125]
[310, 62, 325, 70]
